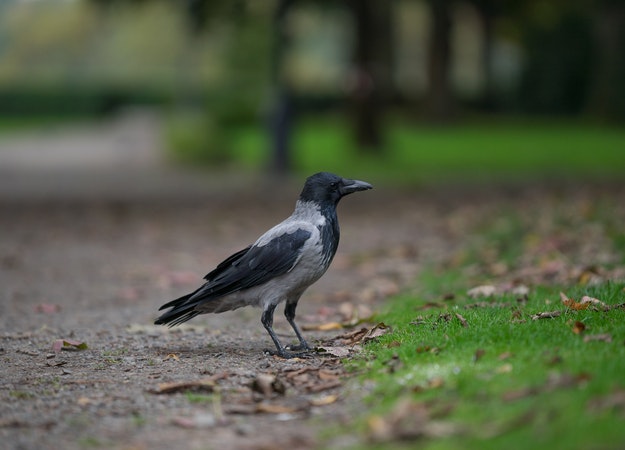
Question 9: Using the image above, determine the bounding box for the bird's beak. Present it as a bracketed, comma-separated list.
[339, 178, 373, 196]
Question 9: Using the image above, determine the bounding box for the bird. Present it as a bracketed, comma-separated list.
[154, 172, 372, 358]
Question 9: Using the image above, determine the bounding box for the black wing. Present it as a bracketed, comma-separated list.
[189, 228, 312, 301]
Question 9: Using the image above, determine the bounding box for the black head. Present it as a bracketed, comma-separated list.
[299, 172, 373, 205]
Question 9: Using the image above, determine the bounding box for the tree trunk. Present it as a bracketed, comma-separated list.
[586, 2, 625, 120]
[269, 0, 295, 174]
[349, 0, 392, 153]
[426, 0, 454, 122]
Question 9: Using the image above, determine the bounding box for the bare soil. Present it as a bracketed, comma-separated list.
[0, 178, 460, 450]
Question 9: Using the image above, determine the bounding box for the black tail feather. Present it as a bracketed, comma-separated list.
[154, 293, 200, 327]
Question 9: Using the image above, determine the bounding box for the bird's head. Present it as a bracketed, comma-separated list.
[299, 172, 373, 205]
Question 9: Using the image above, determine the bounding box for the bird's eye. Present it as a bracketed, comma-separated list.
[330, 182, 338, 189]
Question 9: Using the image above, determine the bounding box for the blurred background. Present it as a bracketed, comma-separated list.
[0, 0, 624, 190]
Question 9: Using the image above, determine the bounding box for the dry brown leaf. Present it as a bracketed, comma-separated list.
[473, 348, 486, 363]
[149, 378, 216, 394]
[560, 292, 589, 311]
[580, 295, 609, 311]
[572, 321, 586, 334]
[77, 396, 93, 406]
[255, 402, 300, 414]
[302, 322, 343, 331]
[308, 380, 342, 393]
[318, 369, 340, 382]
[337, 322, 390, 346]
[309, 394, 338, 407]
[250, 373, 285, 397]
[531, 311, 562, 320]
[416, 301, 447, 311]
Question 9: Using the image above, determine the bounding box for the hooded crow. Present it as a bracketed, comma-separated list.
[155, 172, 372, 358]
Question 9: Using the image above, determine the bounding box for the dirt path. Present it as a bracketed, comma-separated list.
[0, 183, 460, 449]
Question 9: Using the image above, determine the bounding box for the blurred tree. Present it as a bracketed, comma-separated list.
[586, 0, 625, 119]
[270, 0, 295, 174]
[469, 0, 500, 110]
[346, 0, 393, 152]
[425, 0, 454, 122]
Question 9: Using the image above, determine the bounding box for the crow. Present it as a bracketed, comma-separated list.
[154, 172, 372, 358]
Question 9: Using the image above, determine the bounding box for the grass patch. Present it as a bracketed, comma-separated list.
[230, 115, 625, 184]
[342, 201, 625, 449]
[349, 274, 625, 449]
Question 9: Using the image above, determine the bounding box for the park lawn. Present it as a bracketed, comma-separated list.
[342, 205, 625, 450]
[231, 116, 625, 184]
[351, 280, 625, 450]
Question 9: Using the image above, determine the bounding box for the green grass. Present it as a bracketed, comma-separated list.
[230, 116, 625, 184]
[346, 269, 625, 449]
[337, 199, 625, 449]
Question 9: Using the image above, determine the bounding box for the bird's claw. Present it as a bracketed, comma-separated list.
[286, 342, 311, 352]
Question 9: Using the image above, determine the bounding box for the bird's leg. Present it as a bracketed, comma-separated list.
[261, 304, 299, 359]
[284, 301, 311, 352]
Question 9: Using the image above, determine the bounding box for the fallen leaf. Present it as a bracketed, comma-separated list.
[314, 346, 350, 358]
[302, 322, 343, 331]
[77, 397, 93, 406]
[572, 321, 586, 334]
[467, 285, 496, 299]
[308, 380, 342, 393]
[336, 322, 390, 346]
[531, 311, 561, 320]
[583, 333, 612, 343]
[455, 313, 468, 328]
[580, 295, 609, 311]
[416, 301, 447, 311]
[149, 378, 216, 394]
[250, 373, 286, 397]
[560, 292, 589, 311]
[473, 349, 486, 363]
[496, 363, 513, 374]
[255, 402, 301, 414]
[310, 394, 338, 407]
[164, 353, 180, 361]
[318, 369, 340, 382]
[51, 339, 88, 354]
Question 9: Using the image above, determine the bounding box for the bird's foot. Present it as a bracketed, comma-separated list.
[286, 342, 311, 352]
[264, 348, 313, 359]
